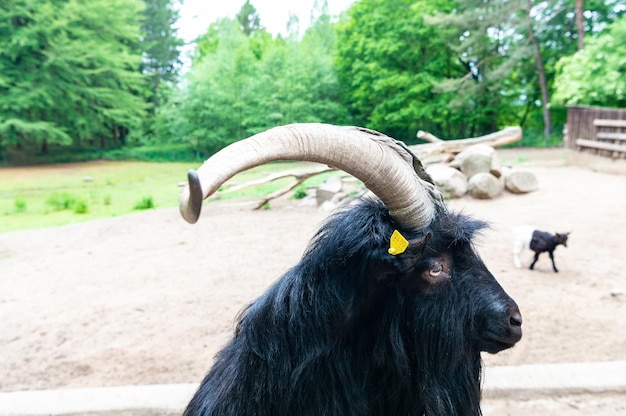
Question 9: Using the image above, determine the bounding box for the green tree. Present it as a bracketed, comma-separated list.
[259, 2, 348, 127]
[162, 18, 260, 153]
[553, 15, 626, 107]
[140, 0, 184, 111]
[195, 2, 271, 63]
[158, 7, 347, 155]
[236, 0, 263, 36]
[335, 0, 462, 142]
[427, 0, 531, 137]
[194, 22, 222, 62]
[429, 0, 623, 144]
[0, 0, 147, 154]
[511, 0, 623, 142]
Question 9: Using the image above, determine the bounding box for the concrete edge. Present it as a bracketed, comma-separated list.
[1, 361, 626, 415]
[482, 361, 626, 399]
[0, 383, 197, 416]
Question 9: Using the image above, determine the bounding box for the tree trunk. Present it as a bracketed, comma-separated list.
[575, 0, 585, 50]
[526, 0, 551, 145]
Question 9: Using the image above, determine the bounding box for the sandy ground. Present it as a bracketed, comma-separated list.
[1, 149, 625, 414]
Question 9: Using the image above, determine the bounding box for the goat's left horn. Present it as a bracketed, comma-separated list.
[179, 123, 446, 231]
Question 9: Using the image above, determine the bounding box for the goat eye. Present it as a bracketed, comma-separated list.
[429, 265, 443, 277]
[418, 257, 452, 283]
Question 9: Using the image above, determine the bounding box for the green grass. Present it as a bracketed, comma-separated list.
[0, 160, 342, 234]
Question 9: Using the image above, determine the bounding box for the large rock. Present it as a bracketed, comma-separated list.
[468, 172, 504, 199]
[453, 144, 495, 179]
[315, 177, 343, 206]
[426, 164, 468, 198]
[490, 154, 503, 178]
[505, 169, 539, 194]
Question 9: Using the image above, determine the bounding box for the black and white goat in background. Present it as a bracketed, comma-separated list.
[513, 225, 570, 272]
[179, 124, 523, 416]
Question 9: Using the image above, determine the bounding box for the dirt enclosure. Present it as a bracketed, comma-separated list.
[1, 148, 625, 413]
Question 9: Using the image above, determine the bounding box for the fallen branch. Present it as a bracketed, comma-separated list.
[252, 167, 337, 210]
[214, 167, 335, 196]
[412, 126, 522, 159]
[416, 130, 443, 143]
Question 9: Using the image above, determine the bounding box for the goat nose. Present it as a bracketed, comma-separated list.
[507, 305, 523, 344]
[509, 310, 522, 328]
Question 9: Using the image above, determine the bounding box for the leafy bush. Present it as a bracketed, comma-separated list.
[133, 196, 155, 210]
[73, 199, 89, 214]
[45, 192, 90, 214]
[291, 187, 308, 200]
[47, 193, 77, 211]
[14, 198, 27, 213]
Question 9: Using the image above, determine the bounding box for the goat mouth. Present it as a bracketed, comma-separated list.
[480, 332, 522, 354]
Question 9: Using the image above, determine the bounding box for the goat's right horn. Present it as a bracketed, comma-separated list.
[180, 123, 446, 231]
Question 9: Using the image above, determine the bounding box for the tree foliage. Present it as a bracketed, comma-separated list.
[553, 14, 626, 108]
[157, 1, 347, 155]
[1, 0, 625, 164]
[427, 0, 624, 142]
[335, 0, 463, 141]
[158, 0, 623, 154]
[140, 0, 184, 111]
[0, 0, 147, 153]
[237, 0, 263, 36]
[428, 0, 544, 136]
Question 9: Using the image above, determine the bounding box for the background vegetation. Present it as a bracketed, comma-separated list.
[0, 0, 625, 165]
[0, 160, 342, 233]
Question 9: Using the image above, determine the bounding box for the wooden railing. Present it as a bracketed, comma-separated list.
[566, 106, 626, 160]
[575, 119, 626, 157]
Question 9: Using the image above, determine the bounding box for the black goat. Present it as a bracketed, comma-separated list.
[179, 124, 522, 416]
[184, 201, 522, 415]
[513, 225, 570, 272]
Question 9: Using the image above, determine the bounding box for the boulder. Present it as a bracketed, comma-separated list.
[505, 170, 539, 194]
[315, 177, 343, 206]
[468, 172, 504, 199]
[453, 144, 495, 179]
[490, 154, 503, 178]
[426, 164, 468, 198]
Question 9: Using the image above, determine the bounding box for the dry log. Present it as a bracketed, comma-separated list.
[411, 126, 522, 159]
[416, 130, 443, 143]
[213, 167, 336, 197]
[252, 167, 337, 210]
[210, 166, 336, 208]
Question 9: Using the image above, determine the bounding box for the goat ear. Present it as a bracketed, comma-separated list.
[372, 233, 431, 283]
[405, 233, 431, 258]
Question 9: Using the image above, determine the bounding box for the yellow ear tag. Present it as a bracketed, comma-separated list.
[388, 230, 409, 256]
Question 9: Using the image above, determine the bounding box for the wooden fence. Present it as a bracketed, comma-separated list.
[565, 105, 626, 159]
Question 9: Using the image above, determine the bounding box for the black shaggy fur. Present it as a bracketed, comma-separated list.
[184, 199, 521, 416]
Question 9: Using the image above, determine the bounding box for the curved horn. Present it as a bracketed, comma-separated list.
[180, 123, 445, 230]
